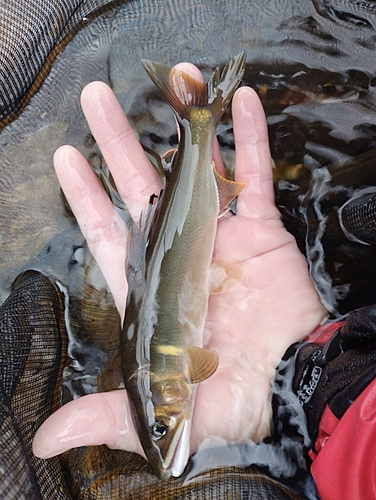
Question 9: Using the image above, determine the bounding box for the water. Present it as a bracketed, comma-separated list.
[2, 0, 376, 313]
[2, 0, 376, 496]
[186, 355, 317, 498]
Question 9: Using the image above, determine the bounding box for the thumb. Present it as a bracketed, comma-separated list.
[33, 390, 144, 459]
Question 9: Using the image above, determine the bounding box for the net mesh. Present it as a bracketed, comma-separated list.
[0, 271, 71, 499]
[0, 0, 113, 121]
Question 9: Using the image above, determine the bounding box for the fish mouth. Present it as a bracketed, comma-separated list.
[162, 418, 191, 478]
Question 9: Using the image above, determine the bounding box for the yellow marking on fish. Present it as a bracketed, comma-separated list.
[189, 107, 212, 122]
[156, 345, 184, 356]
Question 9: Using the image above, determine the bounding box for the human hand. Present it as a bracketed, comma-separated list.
[33, 63, 326, 461]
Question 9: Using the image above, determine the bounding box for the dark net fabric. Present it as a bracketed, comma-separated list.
[0, 384, 41, 500]
[0, 0, 114, 121]
[0, 271, 71, 499]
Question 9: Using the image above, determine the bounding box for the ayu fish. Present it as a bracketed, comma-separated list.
[121, 52, 246, 480]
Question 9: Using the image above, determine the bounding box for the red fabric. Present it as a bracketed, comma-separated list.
[310, 378, 376, 500]
[304, 320, 345, 344]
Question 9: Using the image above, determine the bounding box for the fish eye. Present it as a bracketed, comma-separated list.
[321, 83, 335, 94]
[151, 421, 168, 440]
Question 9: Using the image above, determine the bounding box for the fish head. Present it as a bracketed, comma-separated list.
[129, 376, 194, 480]
[125, 347, 218, 479]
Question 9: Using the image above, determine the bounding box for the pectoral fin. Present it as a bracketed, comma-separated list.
[213, 163, 245, 215]
[186, 346, 219, 384]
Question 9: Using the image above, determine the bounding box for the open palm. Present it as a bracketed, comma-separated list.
[33, 64, 326, 461]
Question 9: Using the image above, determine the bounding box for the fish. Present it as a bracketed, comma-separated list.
[121, 52, 246, 480]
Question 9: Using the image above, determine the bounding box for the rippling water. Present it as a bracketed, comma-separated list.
[1, 0, 376, 315]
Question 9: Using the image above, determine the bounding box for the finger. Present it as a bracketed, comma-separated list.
[54, 146, 128, 317]
[80, 81, 163, 221]
[212, 135, 225, 176]
[232, 87, 279, 220]
[174, 62, 203, 82]
[32, 391, 145, 459]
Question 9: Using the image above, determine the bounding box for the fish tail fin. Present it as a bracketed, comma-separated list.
[206, 51, 246, 125]
[141, 52, 246, 123]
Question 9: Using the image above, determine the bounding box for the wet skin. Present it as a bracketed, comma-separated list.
[33, 63, 326, 465]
